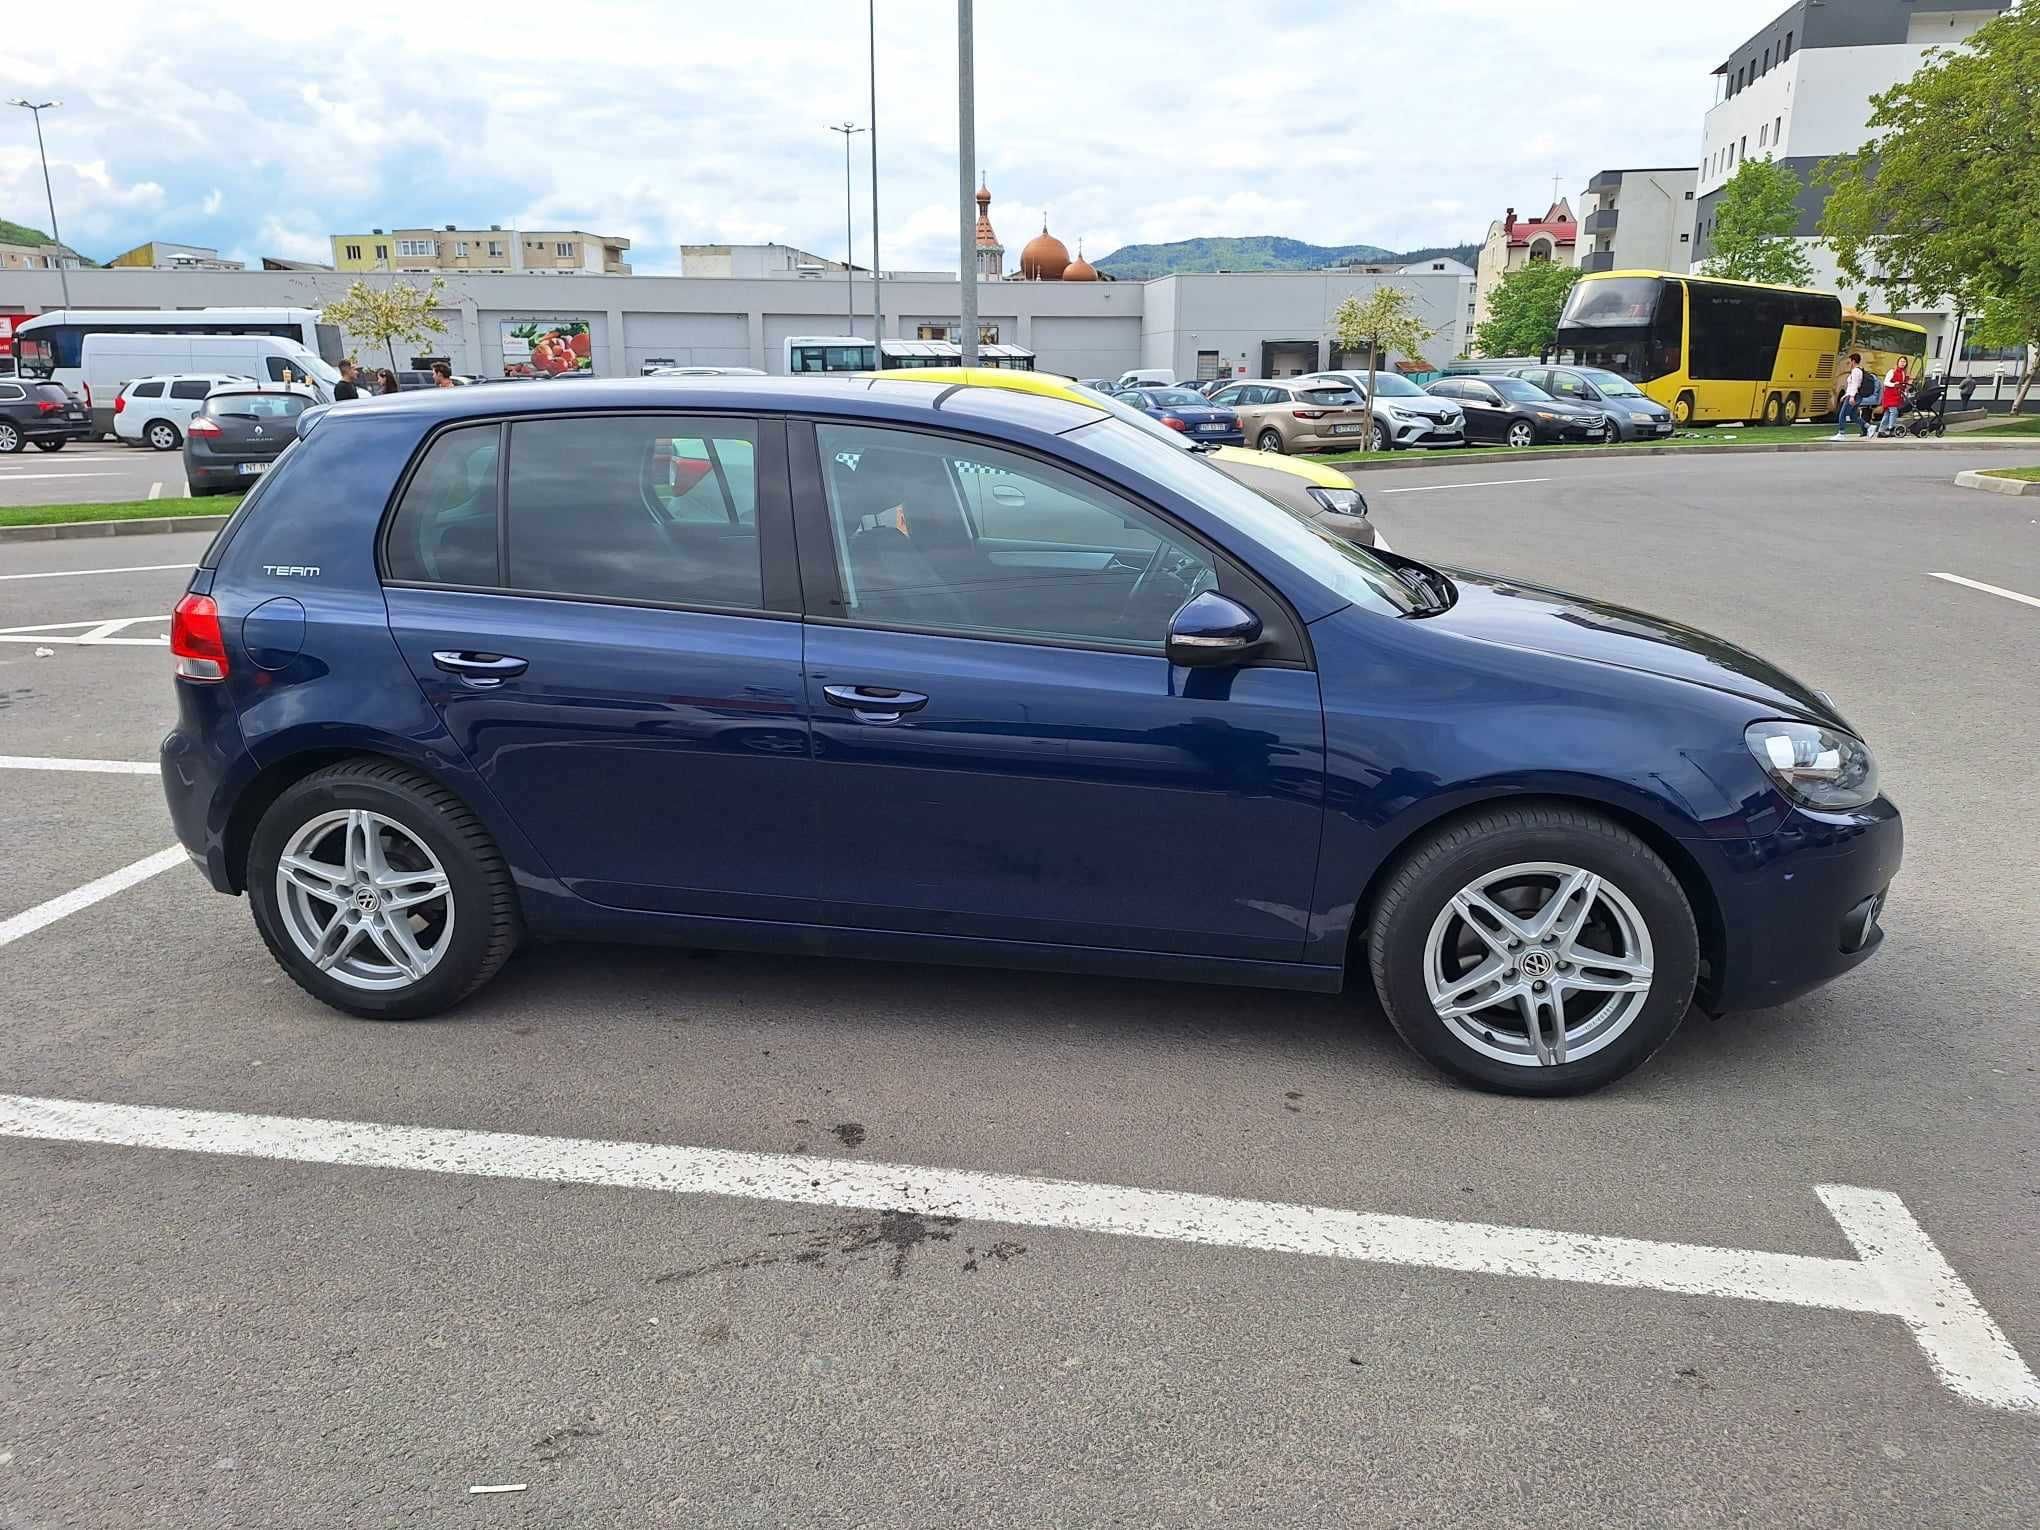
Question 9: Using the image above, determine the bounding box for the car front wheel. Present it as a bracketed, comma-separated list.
[247, 759, 522, 1020]
[1366, 804, 1699, 1095]
[1506, 420, 1537, 448]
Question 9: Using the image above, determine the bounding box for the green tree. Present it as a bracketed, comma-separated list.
[1968, 293, 2039, 413]
[1818, 5, 2040, 413]
[1472, 262, 1579, 359]
[1332, 287, 1438, 449]
[1700, 157, 1814, 285]
[320, 276, 450, 371]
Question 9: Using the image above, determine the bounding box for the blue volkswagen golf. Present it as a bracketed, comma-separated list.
[161, 377, 1900, 1095]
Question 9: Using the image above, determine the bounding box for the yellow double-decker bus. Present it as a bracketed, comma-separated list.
[1554, 270, 1844, 426]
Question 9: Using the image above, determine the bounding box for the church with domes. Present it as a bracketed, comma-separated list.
[974, 179, 1102, 282]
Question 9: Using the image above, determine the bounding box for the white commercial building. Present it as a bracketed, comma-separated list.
[1576, 168, 1698, 276]
[1694, 0, 2013, 374]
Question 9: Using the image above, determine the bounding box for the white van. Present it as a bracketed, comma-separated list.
[78, 333, 337, 435]
[1114, 368, 1176, 389]
[112, 373, 255, 451]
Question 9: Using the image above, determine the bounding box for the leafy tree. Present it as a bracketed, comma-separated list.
[1472, 262, 1579, 359]
[1700, 157, 1814, 286]
[1968, 293, 2039, 413]
[1818, 6, 2040, 413]
[1333, 287, 1437, 449]
[320, 277, 450, 371]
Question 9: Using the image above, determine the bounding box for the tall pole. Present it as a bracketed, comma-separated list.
[8, 100, 72, 310]
[868, 0, 882, 347]
[957, 0, 979, 365]
[829, 122, 865, 334]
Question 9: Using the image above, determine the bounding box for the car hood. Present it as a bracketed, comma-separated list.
[1208, 443, 1348, 488]
[1427, 568, 1844, 724]
[1378, 395, 1458, 417]
[1528, 397, 1604, 418]
[1605, 395, 1669, 417]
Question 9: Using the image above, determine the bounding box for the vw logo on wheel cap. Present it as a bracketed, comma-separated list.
[353, 887, 382, 914]
[1519, 948, 1556, 979]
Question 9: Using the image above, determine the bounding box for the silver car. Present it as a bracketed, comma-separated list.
[1305, 371, 1465, 451]
[1508, 364, 1675, 441]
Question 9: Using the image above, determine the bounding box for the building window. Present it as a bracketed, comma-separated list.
[1739, 136, 1747, 162]
[1775, 114, 1783, 145]
[397, 239, 437, 257]
[488, 241, 504, 258]
[1684, 189, 1694, 200]
[1783, 31, 1792, 60]
[343, 244, 362, 261]
[1760, 124, 1769, 147]
[374, 244, 388, 260]
[555, 241, 573, 257]
[1680, 233, 1690, 243]
[455, 240, 469, 257]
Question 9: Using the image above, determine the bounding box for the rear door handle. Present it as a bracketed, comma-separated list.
[433, 651, 528, 685]
[823, 683, 928, 721]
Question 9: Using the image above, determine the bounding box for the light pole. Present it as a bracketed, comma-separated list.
[7, 98, 72, 311]
[828, 121, 866, 334]
[957, 0, 978, 365]
[868, 0, 882, 348]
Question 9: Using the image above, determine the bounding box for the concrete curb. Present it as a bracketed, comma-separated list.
[1953, 469, 2040, 497]
[1337, 436, 2040, 475]
[0, 513, 232, 545]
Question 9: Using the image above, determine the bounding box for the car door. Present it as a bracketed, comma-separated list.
[1456, 381, 1506, 440]
[381, 413, 817, 922]
[791, 419, 1326, 963]
[167, 377, 214, 428]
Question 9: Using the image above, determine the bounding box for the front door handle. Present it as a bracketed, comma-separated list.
[432, 650, 528, 686]
[823, 683, 928, 721]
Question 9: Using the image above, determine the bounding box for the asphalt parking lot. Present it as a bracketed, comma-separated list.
[2, 449, 2036, 1527]
[0, 438, 186, 507]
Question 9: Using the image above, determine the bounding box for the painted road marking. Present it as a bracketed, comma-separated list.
[0, 756, 160, 774]
[1376, 477, 1554, 494]
[0, 472, 126, 481]
[1928, 572, 2040, 611]
[148, 482, 163, 500]
[0, 848, 186, 950]
[0, 563, 191, 582]
[0, 616, 167, 646]
[0, 1095, 2032, 1413]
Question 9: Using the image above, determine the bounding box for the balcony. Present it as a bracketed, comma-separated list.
[1583, 207, 1620, 236]
[1581, 251, 1617, 274]
[1587, 170, 1624, 197]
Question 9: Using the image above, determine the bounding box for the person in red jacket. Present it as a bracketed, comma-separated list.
[1876, 360, 1908, 438]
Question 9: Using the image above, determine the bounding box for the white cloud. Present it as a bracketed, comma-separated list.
[10, 0, 1793, 271]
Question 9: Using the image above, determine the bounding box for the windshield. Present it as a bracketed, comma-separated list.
[1067, 417, 1421, 616]
[1561, 276, 1662, 328]
[1491, 378, 1551, 403]
[1577, 368, 1643, 397]
[17, 337, 54, 377]
[1360, 372, 1426, 397]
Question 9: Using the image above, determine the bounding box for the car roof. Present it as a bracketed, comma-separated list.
[124, 372, 250, 384]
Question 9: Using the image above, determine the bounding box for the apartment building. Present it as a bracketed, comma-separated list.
[330, 226, 631, 275]
[1576, 168, 1698, 275]
[0, 238, 87, 272]
[107, 240, 244, 271]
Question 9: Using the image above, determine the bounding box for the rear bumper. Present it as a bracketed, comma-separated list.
[160, 681, 258, 895]
[1187, 429, 1244, 446]
[1702, 796, 1903, 1012]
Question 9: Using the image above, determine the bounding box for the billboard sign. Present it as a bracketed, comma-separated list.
[501, 318, 593, 375]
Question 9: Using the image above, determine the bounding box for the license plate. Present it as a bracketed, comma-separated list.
[1654, 421, 1674, 433]
[1196, 423, 1227, 433]
[1330, 423, 1365, 435]
[237, 461, 269, 476]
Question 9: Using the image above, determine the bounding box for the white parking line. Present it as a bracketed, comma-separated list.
[0, 756, 160, 774]
[0, 847, 186, 950]
[148, 482, 163, 500]
[1375, 477, 1554, 494]
[0, 563, 191, 582]
[1928, 572, 2040, 610]
[0, 1094, 2032, 1412]
[0, 472, 126, 482]
[0, 616, 167, 646]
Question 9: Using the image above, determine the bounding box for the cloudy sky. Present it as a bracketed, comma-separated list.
[7, 0, 1782, 274]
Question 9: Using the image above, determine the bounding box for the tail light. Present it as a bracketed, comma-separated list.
[114, 393, 126, 414]
[82, 382, 91, 412]
[37, 399, 62, 414]
[187, 416, 223, 437]
[170, 593, 229, 681]
[1293, 408, 1327, 420]
[1160, 415, 1188, 431]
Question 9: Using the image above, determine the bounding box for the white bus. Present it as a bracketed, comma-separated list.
[16, 308, 345, 433]
[782, 335, 875, 375]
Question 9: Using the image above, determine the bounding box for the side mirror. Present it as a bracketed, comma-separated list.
[1166, 591, 1264, 668]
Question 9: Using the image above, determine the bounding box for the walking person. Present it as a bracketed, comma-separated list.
[333, 359, 361, 402]
[1833, 353, 1869, 439]
[1876, 359, 1908, 438]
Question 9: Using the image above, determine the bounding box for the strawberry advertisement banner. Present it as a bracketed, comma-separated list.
[501, 318, 593, 375]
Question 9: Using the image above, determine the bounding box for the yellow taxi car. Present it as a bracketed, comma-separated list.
[878, 367, 1385, 550]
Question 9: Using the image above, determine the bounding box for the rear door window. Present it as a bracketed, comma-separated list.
[170, 380, 212, 401]
[385, 426, 503, 587]
[504, 416, 762, 609]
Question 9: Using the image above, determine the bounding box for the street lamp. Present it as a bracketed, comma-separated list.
[7, 99, 73, 310]
[828, 121, 866, 334]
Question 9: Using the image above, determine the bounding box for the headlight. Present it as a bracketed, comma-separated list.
[1307, 485, 1369, 517]
[1744, 720, 1879, 810]
[1534, 410, 1560, 422]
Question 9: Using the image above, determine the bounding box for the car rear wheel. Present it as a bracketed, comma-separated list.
[0, 422, 22, 453]
[1256, 428, 1285, 454]
[32, 437, 64, 452]
[146, 420, 182, 451]
[1506, 420, 1536, 448]
[1366, 803, 1699, 1095]
[247, 759, 522, 1020]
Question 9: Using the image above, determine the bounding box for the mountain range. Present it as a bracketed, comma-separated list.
[1092, 235, 1479, 280]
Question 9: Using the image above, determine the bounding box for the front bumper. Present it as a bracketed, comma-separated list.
[1385, 414, 1465, 448]
[1702, 795, 1903, 1012]
[1615, 413, 1676, 441]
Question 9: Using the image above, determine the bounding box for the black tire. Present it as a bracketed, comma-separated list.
[1505, 419, 1536, 448]
[32, 437, 65, 452]
[1257, 427, 1285, 454]
[1365, 803, 1699, 1096]
[1672, 391, 1696, 427]
[0, 422, 22, 454]
[246, 759, 522, 1020]
[1371, 417, 1392, 453]
[1783, 393, 1801, 425]
[145, 420, 182, 451]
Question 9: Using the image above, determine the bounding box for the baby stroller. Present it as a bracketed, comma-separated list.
[1899, 374, 1947, 437]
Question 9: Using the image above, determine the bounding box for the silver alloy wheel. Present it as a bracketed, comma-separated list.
[148, 422, 179, 450]
[1422, 861, 1655, 1068]
[1258, 428, 1284, 453]
[275, 809, 455, 991]
[1507, 421, 1535, 447]
[0, 423, 18, 452]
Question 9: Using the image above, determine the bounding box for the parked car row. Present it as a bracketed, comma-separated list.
[1115, 362, 1675, 454]
[0, 377, 91, 452]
